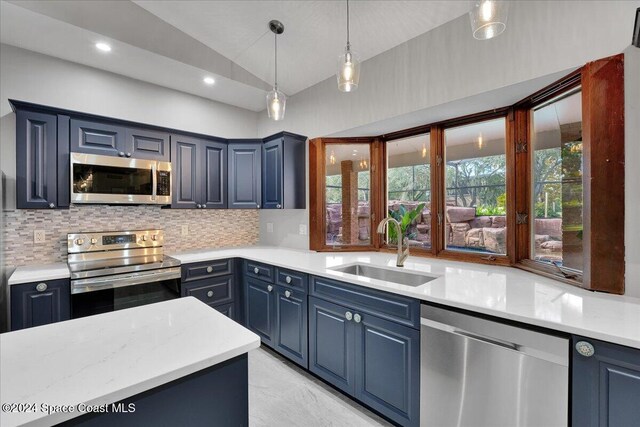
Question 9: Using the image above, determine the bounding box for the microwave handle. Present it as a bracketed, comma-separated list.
[152, 163, 157, 201]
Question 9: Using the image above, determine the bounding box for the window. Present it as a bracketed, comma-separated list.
[324, 143, 371, 246]
[444, 118, 507, 255]
[531, 89, 583, 272]
[309, 54, 624, 294]
[386, 134, 431, 249]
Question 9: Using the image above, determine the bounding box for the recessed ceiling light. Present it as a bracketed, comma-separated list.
[203, 77, 215, 85]
[95, 42, 112, 52]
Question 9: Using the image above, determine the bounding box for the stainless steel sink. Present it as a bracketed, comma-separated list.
[330, 263, 436, 287]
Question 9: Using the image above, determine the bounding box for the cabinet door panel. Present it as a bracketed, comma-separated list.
[70, 119, 124, 156]
[572, 336, 640, 427]
[171, 135, 199, 209]
[16, 110, 58, 208]
[228, 142, 261, 209]
[309, 296, 355, 395]
[214, 302, 235, 320]
[355, 312, 420, 427]
[126, 128, 170, 161]
[181, 276, 234, 308]
[262, 138, 283, 209]
[10, 279, 70, 331]
[274, 285, 307, 368]
[201, 141, 227, 209]
[244, 277, 274, 345]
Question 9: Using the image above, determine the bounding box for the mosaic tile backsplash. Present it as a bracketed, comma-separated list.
[2, 205, 259, 267]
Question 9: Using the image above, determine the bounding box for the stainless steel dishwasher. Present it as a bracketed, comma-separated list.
[420, 304, 569, 427]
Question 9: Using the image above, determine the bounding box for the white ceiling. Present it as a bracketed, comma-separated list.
[133, 1, 473, 95]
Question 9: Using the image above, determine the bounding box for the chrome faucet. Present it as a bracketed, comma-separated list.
[377, 218, 409, 267]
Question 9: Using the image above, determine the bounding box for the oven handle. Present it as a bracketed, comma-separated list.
[152, 162, 157, 201]
[71, 267, 181, 294]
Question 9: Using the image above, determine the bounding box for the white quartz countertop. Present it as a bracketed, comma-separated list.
[169, 246, 640, 350]
[0, 297, 260, 427]
[7, 246, 640, 349]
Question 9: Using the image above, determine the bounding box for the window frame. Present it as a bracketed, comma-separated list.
[308, 54, 625, 294]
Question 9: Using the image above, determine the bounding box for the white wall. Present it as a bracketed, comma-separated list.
[0, 43, 260, 209]
[258, 1, 637, 138]
[624, 45, 640, 298]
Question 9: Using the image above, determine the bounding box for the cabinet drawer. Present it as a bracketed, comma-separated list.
[181, 276, 234, 307]
[310, 276, 420, 329]
[182, 259, 233, 283]
[245, 260, 274, 282]
[213, 302, 235, 320]
[275, 267, 308, 291]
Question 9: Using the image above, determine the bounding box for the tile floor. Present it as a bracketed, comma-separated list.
[249, 347, 393, 427]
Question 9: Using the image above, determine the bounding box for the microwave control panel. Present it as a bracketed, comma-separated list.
[157, 171, 171, 196]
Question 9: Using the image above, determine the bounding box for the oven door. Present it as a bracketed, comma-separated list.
[70, 153, 171, 205]
[70, 267, 181, 318]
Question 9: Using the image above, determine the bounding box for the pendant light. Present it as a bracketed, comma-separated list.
[267, 20, 286, 121]
[337, 0, 360, 92]
[469, 0, 509, 40]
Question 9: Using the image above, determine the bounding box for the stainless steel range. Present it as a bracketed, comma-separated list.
[67, 229, 181, 318]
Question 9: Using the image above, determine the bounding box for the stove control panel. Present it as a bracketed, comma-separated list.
[67, 230, 164, 254]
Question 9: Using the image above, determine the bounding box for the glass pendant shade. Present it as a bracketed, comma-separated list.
[469, 0, 508, 40]
[266, 88, 286, 121]
[337, 48, 361, 92]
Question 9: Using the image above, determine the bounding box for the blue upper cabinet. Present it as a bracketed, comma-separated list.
[228, 141, 262, 209]
[70, 118, 126, 157]
[201, 140, 227, 209]
[262, 132, 306, 209]
[171, 134, 227, 209]
[572, 336, 640, 427]
[15, 107, 70, 209]
[126, 127, 170, 161]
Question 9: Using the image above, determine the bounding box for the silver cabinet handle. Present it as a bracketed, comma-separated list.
[276, 204, 282, 209]
[36, 283, 48, 292]
[206, 266, 213, 273]
[267, 285, 273, 292]
[345, 311, 353, 321]
[353, 313, 362, 323]
[285, 276, 292, 284]
[201, 204, 206, 208]
[126, 152, 132, 157]
[207, 290, 214, 298]
[254, 267, 259, 274]
[48, 202, 55, 209]
[197, 204, 202, 208]
[118, 151, 125, 157]
[285, 290, 291, 298]
[575, 341, 595, 357]
[256, 204, 260, 208]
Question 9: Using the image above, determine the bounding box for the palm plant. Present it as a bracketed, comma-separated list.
[387, 203, 425, 244]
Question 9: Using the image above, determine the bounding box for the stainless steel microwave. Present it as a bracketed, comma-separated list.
[71, 153, 171, 205]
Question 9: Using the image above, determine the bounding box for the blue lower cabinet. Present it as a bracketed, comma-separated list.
[274, 285, 308, 368]
[355, 312, 420, 427]
[244, 277, 276, 346]
[213, 302, 235, 319]
[10, 279, 71, 331]
[309, 296, 356, 395]
[572, 336, 640, 427]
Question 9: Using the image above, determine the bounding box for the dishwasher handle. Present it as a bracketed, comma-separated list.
[421, 318, 520, 351]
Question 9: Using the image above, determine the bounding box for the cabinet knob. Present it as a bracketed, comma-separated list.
[285, 276, 292, 284]
[207, 290, 214, 298]
[48, 203, 55, 209]
[36, 283, 48, 292]
[126, 152, 132, 157]
[197, 204, 202, 209]
[206, 266, 213, 273]
[201, 204, 206, 208]
[575, 341, 595, 357]
[254, 267, 259, 274]
[353, 313, 362, 323]
[285, 290, 291, 298]
[118, 151, 125, 157]
[256, 204, 260, 209]
[276, 204, 282, 209]
[345, 311, 353, 321]
[267, 285, 273, 292]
